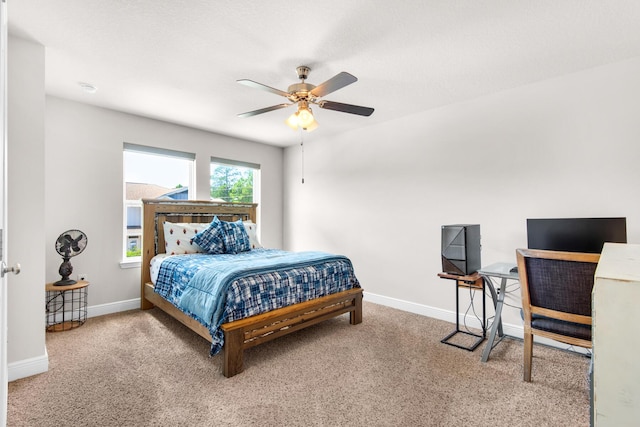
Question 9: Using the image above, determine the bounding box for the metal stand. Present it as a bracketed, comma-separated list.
[45, 281, 89, 332]
[438, 272, 486, 351]
[477, 263, 519, 362]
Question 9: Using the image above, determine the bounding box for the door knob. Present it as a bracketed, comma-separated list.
[1, 262, 21, 277]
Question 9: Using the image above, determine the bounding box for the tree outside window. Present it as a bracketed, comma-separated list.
[210, 164, 255, 203]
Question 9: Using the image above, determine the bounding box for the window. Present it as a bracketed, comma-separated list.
[210, 157, 260, 203]
[123, 143, 195, 264]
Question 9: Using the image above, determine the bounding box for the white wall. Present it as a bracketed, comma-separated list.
[44, 97, 284, 310]
[7, 36, 46, 372]
[283, 56, 640, 330]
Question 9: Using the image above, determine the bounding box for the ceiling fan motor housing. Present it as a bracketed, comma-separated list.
[287, 82, 316, 99]
[296, 66, 310, 80]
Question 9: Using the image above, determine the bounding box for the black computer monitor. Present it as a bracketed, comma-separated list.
[526, 217, 627, 253]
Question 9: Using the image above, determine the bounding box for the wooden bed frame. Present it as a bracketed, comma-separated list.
[140, 199, 363, 377]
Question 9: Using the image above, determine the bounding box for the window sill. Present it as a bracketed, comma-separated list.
[120, 259, 141, 269]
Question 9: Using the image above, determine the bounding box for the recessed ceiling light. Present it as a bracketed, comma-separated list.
[78, 82, 97, 94]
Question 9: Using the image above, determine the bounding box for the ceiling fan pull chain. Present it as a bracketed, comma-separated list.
[300, 130, 305, 184]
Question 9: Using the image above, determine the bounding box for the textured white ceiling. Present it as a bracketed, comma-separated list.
[8, 1, 640, 147]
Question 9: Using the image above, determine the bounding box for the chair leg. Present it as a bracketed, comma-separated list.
[523, 331, 533, 382]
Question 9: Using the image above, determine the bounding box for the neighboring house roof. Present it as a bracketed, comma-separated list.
[159, 186, 188, 200]
[126, 182, 172, 200]
[126, 182, 228, 202]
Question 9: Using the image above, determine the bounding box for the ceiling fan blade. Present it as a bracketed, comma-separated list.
[237, 103, 291, 118]
[310, 72, 357, 98]
[319, 101, 374, 117]
[237, 79, 291, 98]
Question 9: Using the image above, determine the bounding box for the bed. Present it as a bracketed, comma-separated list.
[140, 199, 363, 377]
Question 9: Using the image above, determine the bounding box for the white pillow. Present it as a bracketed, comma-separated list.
[163, 222, 209, 255]
[243, 220, 263, 249]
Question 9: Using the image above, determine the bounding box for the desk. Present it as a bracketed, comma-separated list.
[477, 263, 519, 362]
[437, 272, 486, 351]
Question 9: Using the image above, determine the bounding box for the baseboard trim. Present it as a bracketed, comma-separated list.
[363, 291, 589, 355]
[8, 350, 49, 382]
[363, 290, 523, 333]
[87, 297, 140, 318]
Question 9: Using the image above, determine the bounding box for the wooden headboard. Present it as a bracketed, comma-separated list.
[140, 199, 257, 309]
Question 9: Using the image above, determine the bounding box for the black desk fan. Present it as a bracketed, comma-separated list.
[54, 229, 88, 286]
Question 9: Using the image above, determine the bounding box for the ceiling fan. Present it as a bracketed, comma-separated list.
[237, 66, 374, 131]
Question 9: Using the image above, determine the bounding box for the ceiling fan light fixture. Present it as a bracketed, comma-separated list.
[297, 107, 315, 128]
[302, 119, 318, 132]
[286, 111, 300, 130]
[285, 103, 318, 131]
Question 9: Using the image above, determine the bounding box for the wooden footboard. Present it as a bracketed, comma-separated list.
[221, 287, 363, 377]
[144, 283, 363, 377]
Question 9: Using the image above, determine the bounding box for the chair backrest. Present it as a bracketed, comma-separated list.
[516, 249, 600, 339]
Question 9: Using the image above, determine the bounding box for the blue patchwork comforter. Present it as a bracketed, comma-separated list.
[154, 249, 360, 354]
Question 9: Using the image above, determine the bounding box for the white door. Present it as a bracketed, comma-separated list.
[1, 0, 9, 424]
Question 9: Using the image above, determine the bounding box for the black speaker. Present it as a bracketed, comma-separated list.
[441, 224, 481, 275]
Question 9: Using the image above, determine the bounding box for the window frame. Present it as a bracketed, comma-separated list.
[121, 143, 195, 268]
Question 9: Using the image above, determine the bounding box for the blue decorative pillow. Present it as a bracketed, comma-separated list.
[192, 217, 225, 254]
[220, 219, 252, 254]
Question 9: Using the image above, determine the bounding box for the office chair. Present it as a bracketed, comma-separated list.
[516, 248, 600, 382]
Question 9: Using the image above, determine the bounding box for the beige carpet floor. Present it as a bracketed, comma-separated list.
[8, 302, 591, 426]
